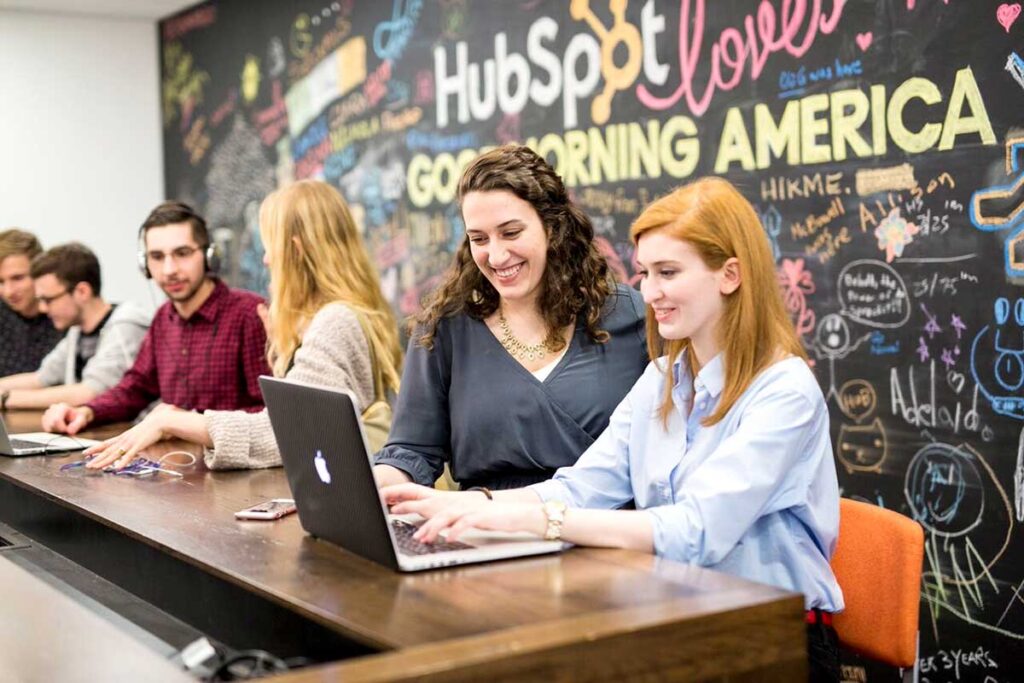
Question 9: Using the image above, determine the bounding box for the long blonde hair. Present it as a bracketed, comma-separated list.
[630, 177, 806, 426]
[260, 180, 402, 393]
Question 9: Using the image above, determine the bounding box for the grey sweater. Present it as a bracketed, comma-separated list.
[37, 301, 153, 392]
[203, 302, 375, 470]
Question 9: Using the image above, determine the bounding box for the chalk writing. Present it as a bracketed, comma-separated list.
[837, 259, 911, 328]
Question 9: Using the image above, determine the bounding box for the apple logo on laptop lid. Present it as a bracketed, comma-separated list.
[314, 450, 332, 484]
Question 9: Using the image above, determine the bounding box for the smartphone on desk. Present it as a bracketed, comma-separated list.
[234, 498, 297, 521]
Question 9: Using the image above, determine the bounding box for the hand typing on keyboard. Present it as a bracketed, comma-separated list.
[391, 519, 473, 555]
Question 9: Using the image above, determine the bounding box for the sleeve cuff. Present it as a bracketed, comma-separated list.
[527, 478, 574, 506]
[645, 507, 669, 558]
[373, 450, 437, 487]
[85, 401, 112, 425]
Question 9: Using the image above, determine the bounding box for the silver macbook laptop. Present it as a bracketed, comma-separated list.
[0, 415, 99, 457]
[260, 376, 565, 571]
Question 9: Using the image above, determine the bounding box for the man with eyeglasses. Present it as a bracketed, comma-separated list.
[0, 243, 152, 411]
[42, 201, 270, 435]
[0, 228, 64, 377]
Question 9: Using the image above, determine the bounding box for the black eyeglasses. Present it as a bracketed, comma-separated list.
[37, 289, 70, 305]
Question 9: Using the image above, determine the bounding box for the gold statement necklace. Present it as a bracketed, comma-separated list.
[497, 312, 552, 362]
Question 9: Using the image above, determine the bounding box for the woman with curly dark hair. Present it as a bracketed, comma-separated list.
[373, 144, 648, 490]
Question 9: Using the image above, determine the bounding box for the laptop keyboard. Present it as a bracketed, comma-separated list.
[391, 519, 473, 555]
[9, 439, 43, 451]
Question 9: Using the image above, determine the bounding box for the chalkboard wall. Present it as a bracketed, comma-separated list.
[159, 1, 1024, 679]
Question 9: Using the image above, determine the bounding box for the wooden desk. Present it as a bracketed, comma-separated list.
[0, 555, 191, 682]
[0, 410, 807, 681]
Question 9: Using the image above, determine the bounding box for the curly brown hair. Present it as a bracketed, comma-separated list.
[415, 144, 613, 350]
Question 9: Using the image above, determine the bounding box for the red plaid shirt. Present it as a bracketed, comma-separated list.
[86, 279, 270, 425]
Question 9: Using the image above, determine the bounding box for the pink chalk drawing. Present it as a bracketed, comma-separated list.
[874, 208, 921, 263]
[777, 258, 817, 338]
[635, 0, 847, 117]
[997, 3, 1021, 32]
[855, 32, 873, 51]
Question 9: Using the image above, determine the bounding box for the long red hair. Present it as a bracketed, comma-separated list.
[630, 178, 807, 426]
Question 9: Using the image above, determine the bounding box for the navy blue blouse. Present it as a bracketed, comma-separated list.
[374, 284, 649, 489]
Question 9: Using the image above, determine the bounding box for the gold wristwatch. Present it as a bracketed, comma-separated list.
[542, 500, 567, 541]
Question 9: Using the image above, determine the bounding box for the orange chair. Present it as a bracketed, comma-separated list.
[830, 498, 924, 673]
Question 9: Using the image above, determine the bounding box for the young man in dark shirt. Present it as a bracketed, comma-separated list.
[43, 202, 270, 434]
[0, 229, 63, 376]
[0, 243, 152, 410]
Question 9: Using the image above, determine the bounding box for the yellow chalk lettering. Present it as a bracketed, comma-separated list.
[754, 101, 800, 169]
[830, 89, 872, 161]
[887, 77, 942, 154]
[715, 107, 755, 173]
[660, 115, 699, 179]
[938, 67, 996, 150]
[799, 94, 831, 164]
[407, 153, 434, 208]
[588, 125, 618, 184]
[871, 85, 887, 156]
[628, 121, 661, 179]
[433, 153, 459, 205]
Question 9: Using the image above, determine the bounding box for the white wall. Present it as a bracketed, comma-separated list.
[0, 9, 164, 309]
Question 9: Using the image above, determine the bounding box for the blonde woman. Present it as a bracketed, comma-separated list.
[85, 180, 402, 470]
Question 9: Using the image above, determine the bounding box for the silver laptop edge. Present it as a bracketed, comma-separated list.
[260, 376, 563, 572]
[0, 415, 98, 456]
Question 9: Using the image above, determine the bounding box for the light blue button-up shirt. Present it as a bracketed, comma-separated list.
[530, 354, 844, 612]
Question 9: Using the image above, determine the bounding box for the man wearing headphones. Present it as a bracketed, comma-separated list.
[0, 243, 151, 410]
[43, 201, 270, 434]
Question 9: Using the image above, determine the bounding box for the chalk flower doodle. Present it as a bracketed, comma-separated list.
[874, 208, 920, 263]
[777, 258, 816, 338]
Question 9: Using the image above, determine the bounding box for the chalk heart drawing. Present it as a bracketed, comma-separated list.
[855, 32, 873, 51]
[947, 369, 966, 395]
[998, 3, 1022, 32]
